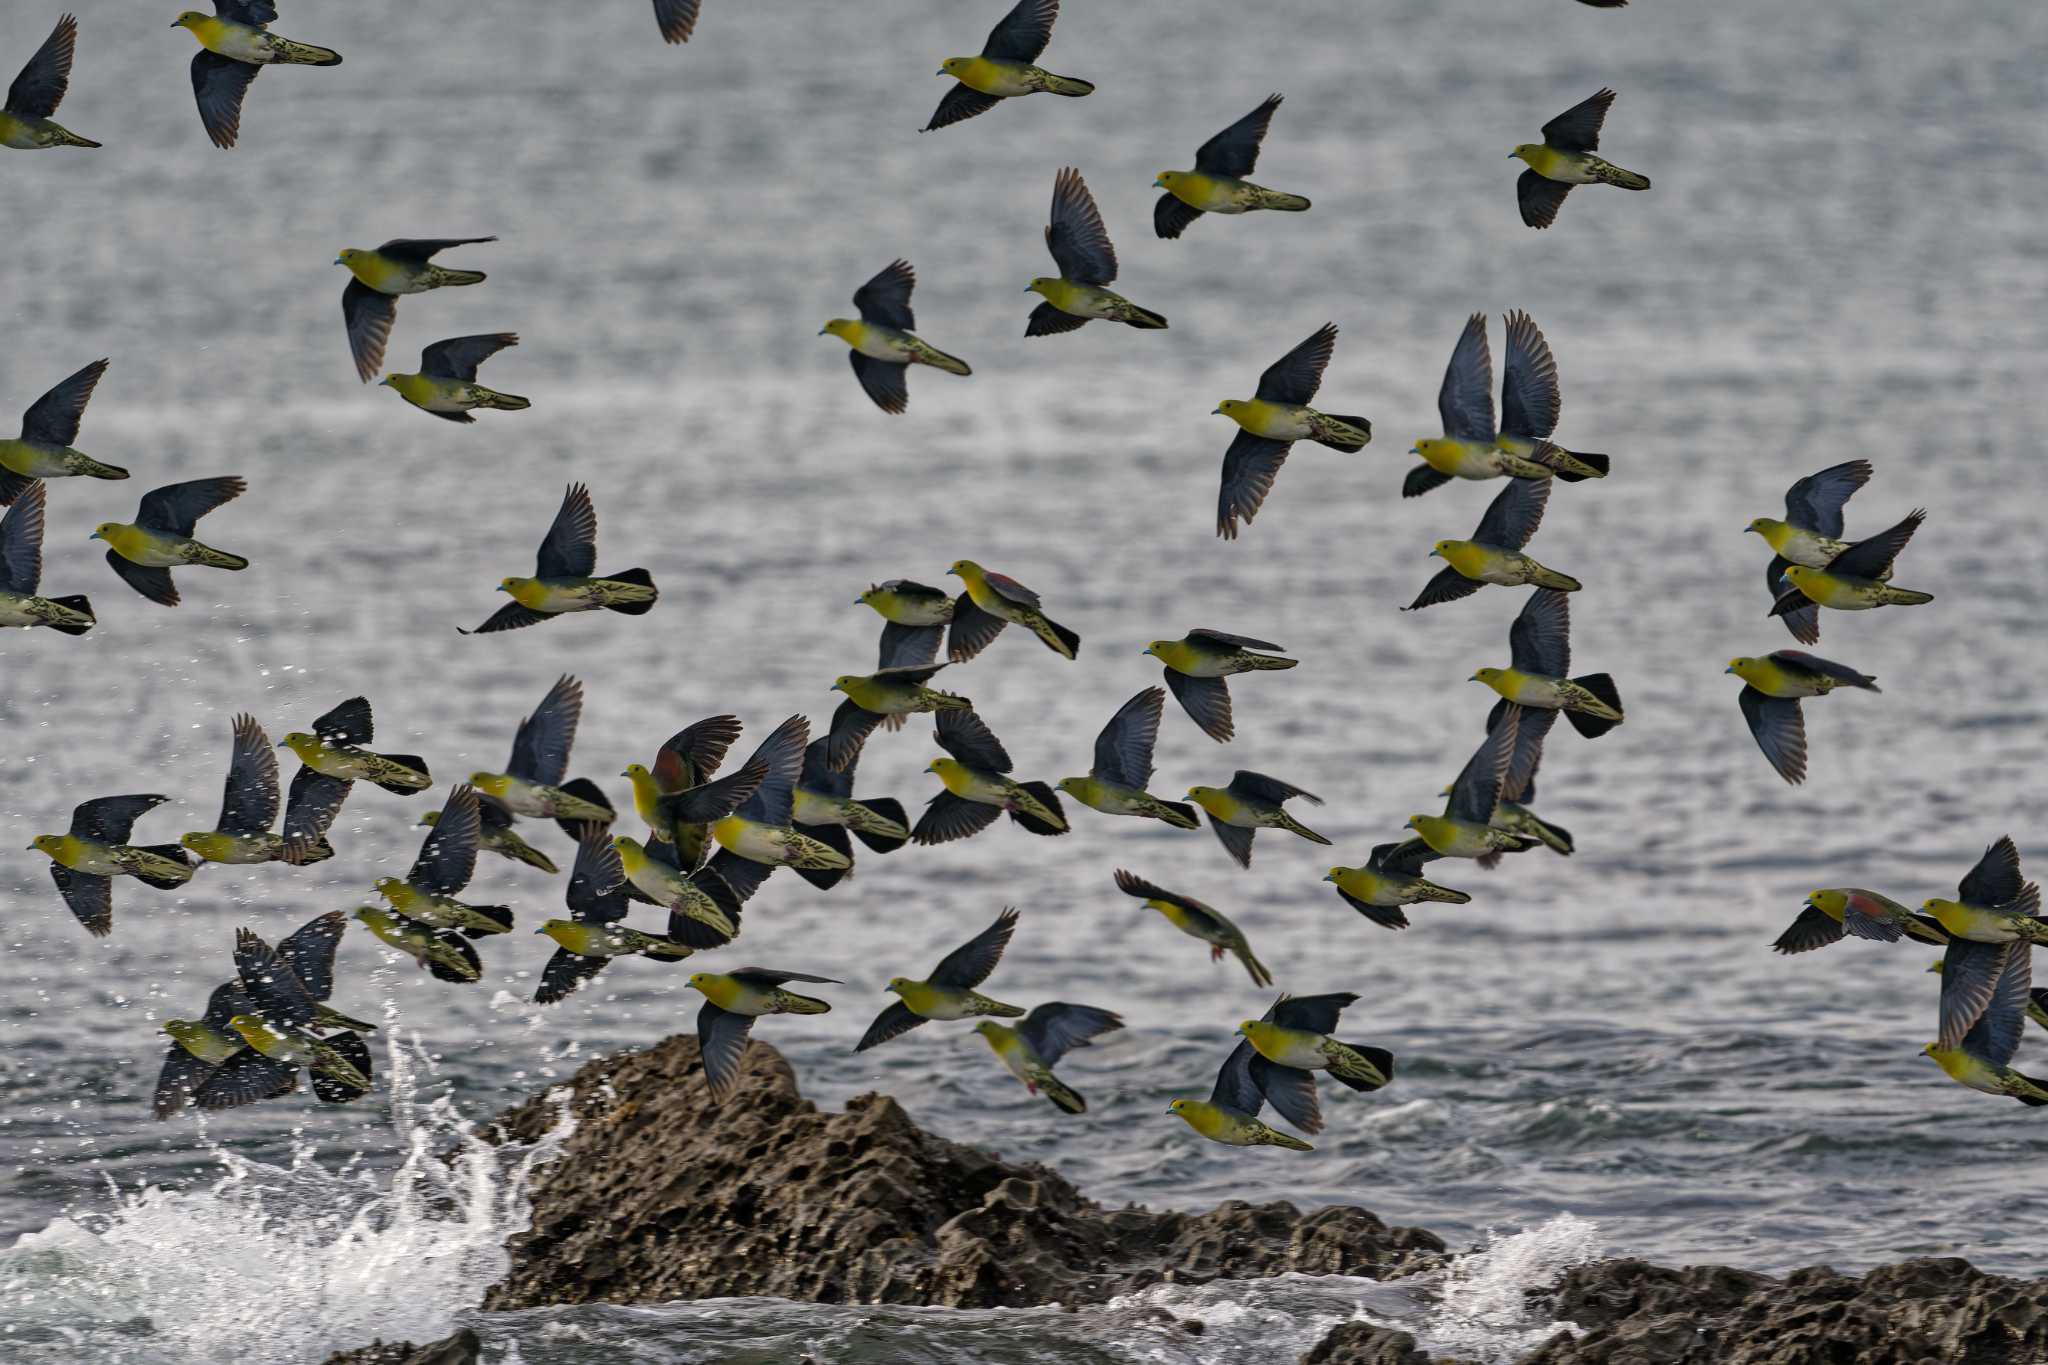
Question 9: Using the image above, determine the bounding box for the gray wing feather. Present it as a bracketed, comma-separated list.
[1194, 93, 1281, 178]
[930, 907, 1017, 989]
[1045, 167, 1116, 285]
[1471, 477, 1550, 550]
[20, 358, 107, 447]
[420, 333, 516, 383]
[1092, 688, 1163, 789]
[1017, 1001, 1121, 1065]
[1497, 310, 1560, 440]
[1508, 588, 1572, 677]
[935, 708, 1012, 773]
[508, 675, 582, 786]
[1438, 313, 1495, 440]
[216, 713, 280, 834]
[409, 785, 481, 895]
[534, 483, 599, 580]
[1254, 324, 1335, 406]
[0, 478, 45, 594]
[1784, 460, 1872, 538]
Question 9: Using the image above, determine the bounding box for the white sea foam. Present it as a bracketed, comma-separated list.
[1418, 1213, 1603, 1363]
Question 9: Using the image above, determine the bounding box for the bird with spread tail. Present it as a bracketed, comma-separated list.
[1772, 887, 1946, 956]
[623, 714, 746, 866]
[1769, 509, 1932, 619]
[1747, 460, 1875, 645]
[913, 708, 1068, 844]
[469, 675, 616, 832]
[461, 483, 656, 634]
[279, 697, 433, 867]
[700, 715, 852, 904]
[1113, 869, 1271, 987]
[92, 476, 247, 607]
[1025, 167, 1167, 335]
[172, 1, 340, 150]
[1058, 688, 1200, 830]
[381, 334, 530, 424]
[0, 482, 93, 635]
[1921, 838, 2046, 948]
[1187, 771, 1330, 868]
[1926, 939, 2046, 1106]
[1154, 93, 1308, 240]
[536, 825, 696, 1004]
[1406, 313, 1604, 499]
[1471, 590, 1625, 770]
[1324, 838, 1473, 931]
[1, 358, 124, 506]
[336, 237, 495, 384]
[1167, 1030, 1316, 1151]
[30, 794, 193, 936]
[688, 968, 838, 1101]
[371, 785, 515, 939]
[945, 559, 1080, 661]
[1238, 992, 1393, 1116]
[1490, 311, 1612, 487]
[2, 14, 98, 149]
[1144, 629, 1297, 743]
[1406, 477, 1579, 611]
[821, 260, 970, 414]
[857, 908, 1025, 1052]
[1726, 651, 1879, 786]
[180, 714, 340, 866]
[1213, 323, 1372, 539]
[1511, 88, 1649, 229]
[791, 735, 911, 888]
[1406, 707, 1534, 861]
[923, 0, 1091, 133]
[975, 1002, 1122, 1114]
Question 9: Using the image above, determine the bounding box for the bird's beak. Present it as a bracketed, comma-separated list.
[1322, 872, 1334, 882]
[1152, 178, 1165, 188]
[533, 928, 544, 935]
[1428, 548, 1440, 558]
[1742, 525, 1755, 534]
[816, 327, 827, 336]
[1408, 446, 1420, 455]
[333, 256, 345, 265]
[1211, 407, 1223, 415]
[86, 531, 99, 541]
[1723, 666, 1734, 674]
[495, 584, 507, 593]
[1507, 150, 1519, 158]
[275, 740, 288, 748]
[935, 69, 947, 76]
[1022, 285, 1034, 293]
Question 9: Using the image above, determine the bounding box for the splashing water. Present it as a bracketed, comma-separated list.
[1418, 1213, 1603, 1363]
[0, 1031, 574, 1365]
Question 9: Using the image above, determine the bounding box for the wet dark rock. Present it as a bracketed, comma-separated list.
[321, 1328, 478, 1365]
[1301, 1322, 1436, 1364]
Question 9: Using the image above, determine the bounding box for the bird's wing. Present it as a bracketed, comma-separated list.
[704, 848, 773, 906]
[154, 1042, 220, 1120]
[1271, 991, 1358, 1035]
[1765, 557, 1821, 645]
[1249, 1052, 1321, 1134]
[104, 552, 176, 605]
[136, 476, 244, 537]
[534, 482, 599, 580]
[1092, 687, 1163, 789]
[695, 1001, 756, 1101]
[1403, 464, 1455, 499]
[1959, 836, 2025, 908]
[475, 792, 515, 830]
[1194, 92, 1282, 178]
[215, 0, 280, 24]
[508, 675, 582, 786]
[1768, 651, 1873, 689]
[375, 237, 497, 263]
[798, 736, 851, 797]
[565, 824, 631, 924]
[930, 907, 1019, 989]
[1738, 687, 1806, 785]
[1371, 837, 1440, 876]
[923, 82, 1002, 133]
[1541, 88, 1615, 153]
[190, 50, 257, 151]
[911, 791, 1002, 844]
[50, 865, 112, 936]
[1187, 628, 1283, 651]
[1508, 587, 1572, 677]
[1825, 509, 1925, 580]
[409, 785, 482, 895]
[342, 278, 398, 383]
[945, 593, 1008, 662]
[7, 14, 77, 119]
[1228, 770, 1319, 806]
[1404, 565, 1484, 613]
[1497, 310, 1560, 440]
[198, 981, 256, 1032]
[729, 967, 839, 987]
[656, 715, 744, 788]
[1153, 192, 1204, 240]
[1784, 460, 1872, 538]
[979, 570, 1042, 608]
[1208, 1037, 1264, 1114]
[653, 0, 702, 42]
[855, 1001, 927, 1052]
[420, 332, 517, 383]
[878, 620, 945, 670]
[935, 707, 1012, 773]
[1025, 300, 1089, 337]
[1207, 817, 1256, 868]
[459, 601, 552, 635]
[1497, 701, 1556, 803]
[852, 259, 916, 330]
[194, 1050, 299, 1111]
[848, 352, 909, 414]
[1017, 1001, 1121, 1065]
[276, 911, 346, 1002]
[0, 479, 45, 594]
[1045, 167, 1117, 285]
[1446, 706, 1519, 824]
[1157, 672, 1229, 746]
[1437, 313, 1495, 440]
[1254, 322, 1337, 405]
[216, 713, 281, 834]
[981, 0, 1057, 61]
[233, 928, 318, 1029]
[1471, 476, 1550, 551]
[536, 949, 610, 1005]
[1961, 942, 2033, 1067]
[311, 696, 374, 746]
[19, 358, 106, 447]
[71, 793, 168, 844]
[825, 698, 887, 773]
[1939, 938, 2011, 1053]
[1516, 172, 1573, 230]
[729, 715, 807, 826]
[1770, 903, 1844, 955]
[1216, 432, 1290, 540]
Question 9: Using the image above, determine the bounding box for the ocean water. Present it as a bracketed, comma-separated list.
[2, 0, 2046, 1359]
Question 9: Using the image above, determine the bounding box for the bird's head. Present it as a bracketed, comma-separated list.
[469, 771, 508, 796]
[277, 731, 319, 759]
[161, 1018, 210, 1050]
[416, 811, 440, 828]
[1509, 144, 1541, 165]
[884, 976, 909, 995]
[177, 832, 205, 852]
[1726, 657, 1763, 682]
[1237, 1019, 1262, 1039]
[171, 11, 206, 30]
[611, 833, 643, 856]
[946, 559, 980, 580]
[1155, 171, 1183, 191]
[1054, 777, 1083, 797]
[621, 762, 649, 781]
[1920, 1042, 1941, 1060]
[685, 972, 713, 992]
[830, 675, 858, 693]
[1214, 398, 1244, 418]
[29, 834, 62, 857]
[350, 904, 383, 928]
[927, 756, 960, 777]
[334, 248, 364, 268]
[372, 875, 403, 896]
[819, 318, 855, 341]
[1429, 540, 1452, 559]
[1166, 1098, 1188, 1115]
[1470, 667, 1505, 687]
[1140, 641, 1165, 658]
[1185, 784, 1217, 803]
[227, 1014, 272, 1047]
[87, 522, 116, 542]
[938, 58, 970, 77]
[1781, 566, 1812, 587]
[1744, 517, 1780, 536]
[1805, 889, 1848, 917]
[971, 1020, 1003, 1039]
[856, 585, 883, 608]
[1405, 815, 1428, 832]
[1412, 437, 1455, 462]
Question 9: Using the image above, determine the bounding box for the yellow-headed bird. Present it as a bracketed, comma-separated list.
[1746, 460, 1874, 646]
[469, 674, 616, 831]
[612, 835, 744, 946]
[1406, 477, 1579, 611]
[1726, 650, 1879, 786]
[924, 0, 1091, 133]
[1769, 510, 1932, 619]
[1406, 314, 1603, 499]
[422, 794, 557, 875]
[1926, 939, 2046, 1105]
[180, 713, 340, 866]
[1112, 869, 1270, 986]
[700, 715, 851, 903]
[461, 483, 656, 634]
[535, 824, 695, 1005]
[821, 260, 970, 414]
[1167, 1032, 1316, 1150]
[1772, 888, 1947, 956]
[354, 902, 481, 984]
[974, 1001, 1122, 1114]
[156, 982, 294, 1118]
[228, 1010, 371, 1103]
[857, 908, 1024, 1051]
[1407, 707, 1535, 861]
[687, 967, 839, 1102]
[1491, 311, 1611, 484]
[1026, 167, 1166, 335]
[653, 0, 700, 43]
[1324, 838, 1472, 931]
[856, 578, 954, 669]
[945, 558, 1080, 660]
[1186, 770, 1329, 868]
[1511, 88, 1649, 229]
[381, 333, 529, 424]
[1144, 629, 1297, 744]
[1923, 837, 2046, 948]
[0, 481, 94, 635]
[913, 707, 1067, 844]
[826, 629, 974, 770]
[1214, 323, 1371, 539]
[1239, 992, 1393, 1114]
[229, 921, 374, 1102]
[1058, 688, 1199, 830]
[278, 697, 433, 869]
[372, 785, 513, 937]
[1154, 93, 1308, 240]
[1471, 589, 1623, 746]
[1, 358, 124, 505]
[30, 793, 193, 936]
[623, 713, 744, 863]
[92, 475, 247, 607]
[171, 1, 340, 150]
[2, 15, 98, 149]
[336, 236, 495, 384]
[791, 735, 910, 889]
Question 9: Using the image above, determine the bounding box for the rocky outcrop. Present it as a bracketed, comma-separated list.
[478, 1032, 1445, 1311]
[321, 1329, 478, 1365]
[1301, 1322, 1438, 1364]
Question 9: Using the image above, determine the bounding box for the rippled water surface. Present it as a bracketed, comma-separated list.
[2, 0, 2045, 1358]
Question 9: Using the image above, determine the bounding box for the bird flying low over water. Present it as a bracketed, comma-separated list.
[1479, 776, 1575, 868]
[1726, 651, 1879, 786]
[1168, 1031, 1316, 1151]
[1026, 168, 1166, 335]
[653, 0, 700, 43]
[536, 825, 695, 1004]
[1407, 707, 1533, 861]
[461, 483, 656, 635]
[0, 482, 93, 635]
[372, 785, 514, 939]
[1512, 88, 1649, 229]
[612, 834, 744, 946]
[702, 715, 851, 902]
[1144, 629, 1297, 744]
[1747, 460, 1875, 645]
[1472, 589, 1624, 753]
[857, 907, 1024, 1051]
[1406, 477, 1578, 611]
[1927, 939, 2046, 1105]
[791, 735, 911, 888]
[1921, 837, 2046, 948]
[180, 714, 339, 866]
[1154, 93, 1308, 240]
[913, 707, 1067, 844]
[1238, 992, 1393, 1118]
[469, 675, 616, 832]
[974, 1001, 1122, 1114]
[279, 697, 432, 866]
[1407, 314, 1604, 499]
[228, 919, 374, 1100]
[1058, 688, 1200, 830]
[381, 334, 530, 424]
[1772, 887, 1947, 956]
[1186, 771, 1330, 869]
[622, 714, 745, 866]
[1112, 869, 1271, 987]
[424, 794, 557, 875]
[945, 559, 1080, 661]
[172, 1, 341, 150]
[821, 260, 970, 414]
[827, 623, 975, 770]
[924, 0, 1091, 133]
[92, 476, 247, 607]
[354, 903, 480, 984]
[31, 794, 193, 936]
[688, 968, 838, 1102]
[2, 14, 97, 149]
[1769, 509, 1932, 619]
[0, 359, 124, 506]
[337, 237, 495, 384]
[857, 579, 953, 668]
[1324, 839, 1472, 931]
[1214, 323, 1371, 539]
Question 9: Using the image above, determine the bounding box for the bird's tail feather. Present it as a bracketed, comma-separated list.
[73, 456, 125, 481]
[1252, 188, 1312, 212]
[850, 797, 911, 852]
[273, 37, 342, 65]
[509, 842, 559, 873]
[475, 388, 530, 411]
[2014, 1072, 2048, 1107]
[312, 1034, 373, 1103]
[1009, 782, 1068, 836]
[1331, 1043, 1395, 1091]
[283, 836, 337, 865]
[1155, 799, 1200, 830]
[52, 126, 101, 148]
[1881, 587, 1935, 606]
[1264, 1129, 1314, 1150]
[1530, 566, 1582, 591]
[601, 567, 658, 614]
[916, 345, 972, 376]
[1120, 304, 1169, 330]
[1038, 616, 1082, 659]
[370, 757, 430, 794]
[644, 936, 695, 961]
[1283, 815, 1334, 846]
[460, 904, 515, 937]
[1422, 882, 1473, 904]
[1040, 1073, 1087, 1113]
[1552, 451, 1611, 482]
[1529, 815, 1575, 855]
[1565, 673, 1625, 738]
[1597, 164, 1650, 191]
[1038, 74, 1094, 97]
[427, 267, 487, 288]
[195, 546, 249, 571]
[1241, 951, 1273, 989]
[930, 692, 975, 712]
[133, 846, 195, 888]
[1244, 654, 1298, 671]
[1311, 415, 1373, 453]
[779, 991, 831, 1015]
[43, 594, 95, 634]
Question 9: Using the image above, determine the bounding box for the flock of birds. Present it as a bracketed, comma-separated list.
[6, 0, 2043, 1154]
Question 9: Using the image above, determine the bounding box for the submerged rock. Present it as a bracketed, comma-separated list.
[478, 1032, 1445, 1311]
[321, 1328, 479, 1365]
